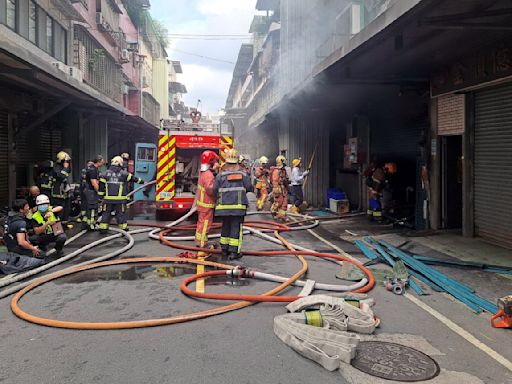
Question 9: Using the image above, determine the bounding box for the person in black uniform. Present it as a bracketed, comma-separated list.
[37, 159, 54, 198]
[3, 199, 42, 258]
[51, 151, 72, 224]
[81, 155, 104, 230]
[213, 148, 252, 260]
[98, 156, 144, 233]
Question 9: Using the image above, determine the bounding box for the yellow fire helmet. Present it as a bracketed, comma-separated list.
[276, 155, 286, 168]
[56, 151, 71, 163]
[292, 158, 301, 167]
[259, 156, 269, 164]
[225, 148, 240, 164]
[111, 156, 124, 167]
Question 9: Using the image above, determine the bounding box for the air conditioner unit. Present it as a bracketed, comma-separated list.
[69, 67, 84, 82]
[127, 42, 139, 52]
[96, 12, 103, 26]
[120, 49, 130, 63]
[52, 61, 68, 73]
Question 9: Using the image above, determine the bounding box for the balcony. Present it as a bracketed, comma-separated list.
[73, 25, 123, 103]
[142, 92, 160, 127]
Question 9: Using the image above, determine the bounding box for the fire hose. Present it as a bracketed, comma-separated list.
[8, 203, 375, 329]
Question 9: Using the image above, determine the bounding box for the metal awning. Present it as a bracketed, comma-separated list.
[169, 82, 187, 94]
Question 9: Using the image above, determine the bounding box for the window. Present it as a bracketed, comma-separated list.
[46, 15, 53, 55]
[29, 1, 37, 43]
[137, 147, 156, 162]
[6, 0, 16, 30]
[57, 24, 67, 63]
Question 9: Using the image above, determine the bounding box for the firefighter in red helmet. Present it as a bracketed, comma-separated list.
[195, 150, 220, 255]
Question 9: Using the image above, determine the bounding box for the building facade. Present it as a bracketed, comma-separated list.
[0, 0, 166, 206]
[227, 0, 512, 248]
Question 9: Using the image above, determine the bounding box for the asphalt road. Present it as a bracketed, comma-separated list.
[0, 213, 511, 384]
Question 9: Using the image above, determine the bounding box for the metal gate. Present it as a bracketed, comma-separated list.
[0, 111, 8, 207]
[474, 83, 512, 247]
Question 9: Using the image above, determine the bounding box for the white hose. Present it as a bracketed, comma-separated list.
[0, 228, 142, 299]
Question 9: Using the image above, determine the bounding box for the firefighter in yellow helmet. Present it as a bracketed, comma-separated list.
[271, 155, 290, 220]
[255, 156, 270, 211]
[98, 156, 145, 233]
[213, 148, 252, 260]
[51, 151, 72, 225]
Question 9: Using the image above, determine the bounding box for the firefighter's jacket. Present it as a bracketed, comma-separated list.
[255, 166, 269, 190]
[196, 169, 216, 212]
[51, 162, 71, 199]
[99, 165, 143, 204]
[213, 169, 252, 216]
[271, 167, 289, 195]
[38, 160, 54, 194]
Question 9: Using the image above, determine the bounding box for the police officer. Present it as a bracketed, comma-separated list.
[3, 199, 42, 258]
[30, 194, 67, 255]
[81, 156, 104, 230]
[213, 148, 252, 260]
[51, 151, 72, 224]
[98, 156, 144, 233]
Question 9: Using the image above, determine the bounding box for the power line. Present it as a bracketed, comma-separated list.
[168, 48, 236, 64]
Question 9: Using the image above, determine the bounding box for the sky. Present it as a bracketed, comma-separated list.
[149, 0, 256, 114]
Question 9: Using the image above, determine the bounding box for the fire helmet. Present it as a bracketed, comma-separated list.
[200, 150, 219, 171]
[226, 148, 240, 164]
[276, 155, 286, 168]
[292, 158, 301, 167]
[259, 156, 269, 165]
[111, 156, 124, 167]
[56, 151, 71, 163]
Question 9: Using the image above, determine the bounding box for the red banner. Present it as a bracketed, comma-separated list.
[175, 135, 220, 148]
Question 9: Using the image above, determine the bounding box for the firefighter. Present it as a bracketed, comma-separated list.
[51, 151, 72, 225]
[37, 160, 54, 198]
[195, 150, 220, 253]
[78, 160, 94, 224]
[82, 155, 104, 230]
[98, 156, 145, 233]
[29, 194, 67, 255]
[213, 148, 252, 260]
[271, 155, 289, 221]
[364, 161, 386, 222]
[239, 155, 250, 175]
[290, 158, 310, 214]
[255, 156, 270, 211]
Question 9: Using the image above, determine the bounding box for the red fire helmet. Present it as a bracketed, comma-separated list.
[200, 150, 219, 171]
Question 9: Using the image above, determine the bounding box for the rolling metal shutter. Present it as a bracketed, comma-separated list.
[474, 84, 512, 247]
[0, 111, 8, 207]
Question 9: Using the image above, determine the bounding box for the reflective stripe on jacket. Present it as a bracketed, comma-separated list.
[32, 208, 59, 234]
[99, 166, 143, 204]
[51, 163, 70, 199]
[213, 169, 252, 216]
[271, 167, 288, 194]
[196, 170, 216, 211]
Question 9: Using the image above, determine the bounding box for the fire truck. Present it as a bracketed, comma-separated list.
[151, 118, 233, 217]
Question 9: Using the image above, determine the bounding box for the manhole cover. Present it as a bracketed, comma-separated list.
[351, 341, 440, 382]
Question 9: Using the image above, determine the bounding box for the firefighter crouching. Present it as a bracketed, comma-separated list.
[255, 156, 270, 211]
[29, 194, 67, 255]
[195, 150, 220, 252]
[82, 155, 104, 230]
[213, 148, 252, 260]
[98, 156, 145, 233]
[51, 151, 72, 226]
[271, 155, 289, 220]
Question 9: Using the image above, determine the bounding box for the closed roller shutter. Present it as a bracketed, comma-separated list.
[0, 111, 8, 207]
[474, 84, 512, 247]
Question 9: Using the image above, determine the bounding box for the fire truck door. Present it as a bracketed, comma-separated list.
[134, 143, 157, 201]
